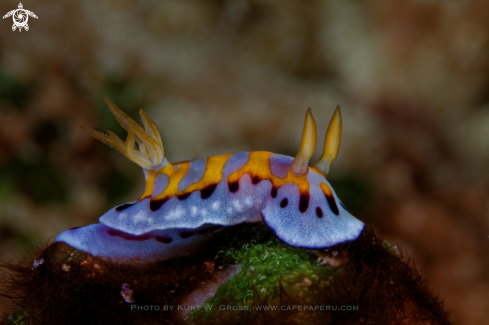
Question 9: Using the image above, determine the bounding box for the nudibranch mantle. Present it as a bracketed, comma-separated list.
[55, 97, 364, 262]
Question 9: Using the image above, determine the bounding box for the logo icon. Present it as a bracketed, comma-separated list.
[3, 3, 38, 32]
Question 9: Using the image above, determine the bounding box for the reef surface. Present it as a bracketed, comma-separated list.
[0, 224, 450, 325]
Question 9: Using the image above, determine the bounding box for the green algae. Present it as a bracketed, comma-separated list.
[187, 224, 335, 323]
[381, 239, 398, 253]
[5, 309, 28, 325]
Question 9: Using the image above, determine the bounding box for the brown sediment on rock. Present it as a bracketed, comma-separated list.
[187, 226, 451, 325]
[316, 227, 451, 325]
[0, 239, 227, 325]
[0, 225, 450, 325]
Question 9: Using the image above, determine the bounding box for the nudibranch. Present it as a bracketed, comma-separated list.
[55, 96, 364, 262]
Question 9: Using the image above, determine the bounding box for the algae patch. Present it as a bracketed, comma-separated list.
[187, 224, 335, 323]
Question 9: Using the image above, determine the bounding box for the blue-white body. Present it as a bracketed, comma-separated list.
[55, 98, 364, 262]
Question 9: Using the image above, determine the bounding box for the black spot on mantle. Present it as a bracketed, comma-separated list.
[280, 198, 288, 208]
[271, 187, 278, 198]
[115, 203, 133, 212]
[177, 193, 191, 200]
[316, 207, 323, 218]
[325, 194, 339, 215]
[200, 184, 217, 199]
[299, 193, 310, 213]
[150, 198, 169, 211]
[228, 181, 239, 193]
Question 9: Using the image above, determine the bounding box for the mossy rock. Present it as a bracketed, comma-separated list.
[1, 224, 450, 325]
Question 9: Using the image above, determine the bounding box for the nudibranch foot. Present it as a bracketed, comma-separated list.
[54, 223, 224, 263]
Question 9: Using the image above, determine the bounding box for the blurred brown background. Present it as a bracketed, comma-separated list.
[0, 0, 488, 323]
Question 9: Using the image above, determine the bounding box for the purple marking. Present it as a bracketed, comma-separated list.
[107, 229, 152, 241]
[155, 236, 173, 244]
[152, 174, 169, 196]
[269, 154, 292, 178]
[178, 157, 207, 192]
[180, 231, 195, 239]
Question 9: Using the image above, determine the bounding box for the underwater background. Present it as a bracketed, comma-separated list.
[0, 1, 488, 324]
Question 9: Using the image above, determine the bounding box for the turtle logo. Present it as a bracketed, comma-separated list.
[3, 3, 38, 32]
